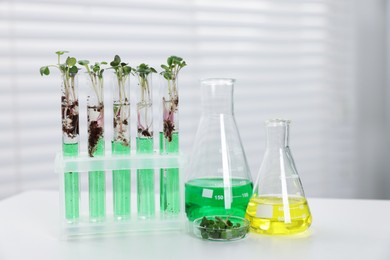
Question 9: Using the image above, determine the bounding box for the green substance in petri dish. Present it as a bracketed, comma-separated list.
[89, 138, 106, 221]
[159, 132, 180, 215]
[185, 178, 253, 221]
[136, 137, 155, 218]
[63, 142, 79, 221]
[112, 140, 131, 219]
[197, 216, 248, 240]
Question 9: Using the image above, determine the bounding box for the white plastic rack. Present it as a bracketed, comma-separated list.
[55, 152, 186, 239]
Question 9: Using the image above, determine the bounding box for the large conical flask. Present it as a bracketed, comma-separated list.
[185, 78, 253, 221]
[245, 119, 312, 235]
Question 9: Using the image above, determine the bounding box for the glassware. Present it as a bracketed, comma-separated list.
[61, 73, 80, 222]
[112, 73, 131, 220]
[245, 119, 312, 235]
[192, 215, 249, 241]
[135, 71, 155, 218]
[159, 74, 180, 216]
[86, 71, 106, 221]
[185, 78, 253, 221]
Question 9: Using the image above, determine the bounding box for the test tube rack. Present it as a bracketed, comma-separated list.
[55, 152, 186, 239]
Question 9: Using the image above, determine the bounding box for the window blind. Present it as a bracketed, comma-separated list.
[0, 0, 356, 199]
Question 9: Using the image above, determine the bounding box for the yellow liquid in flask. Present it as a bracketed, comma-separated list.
[245, 196, 312, 235]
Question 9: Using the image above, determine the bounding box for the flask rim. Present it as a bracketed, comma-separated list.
[265, 118, 291, 126]
[200, 78, 236, 86]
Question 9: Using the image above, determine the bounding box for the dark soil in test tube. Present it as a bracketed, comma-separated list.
[163, 119, 175, 142]
[138, 127, 153, 138]
[163, 96, 178, 142]
[113, 100, 130, 146]
[61, 96, 79, 138]
[114, 117, 129, 129]
[88, 105, 104, 157]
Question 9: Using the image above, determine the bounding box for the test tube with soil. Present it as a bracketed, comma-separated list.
[84, 61, 106, 221]
[110, 57, 131, 219]
[41, 53, 81, 221]
[134, 64, 156, 218]
[61, 72, 80, 222]
[159, 56, 186, 216]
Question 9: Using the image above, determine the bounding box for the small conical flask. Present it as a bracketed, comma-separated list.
[185, 78, 253, 221]
[246, 119, 312, 235]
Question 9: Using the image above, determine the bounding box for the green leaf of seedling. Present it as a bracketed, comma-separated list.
[40, 66, 50, 76]
[161, 64, 169, 70]
[55, 50, 68, 56]
[123, 66, 132, 75]
[99, 69, 104, 76]
[66, 57, 77, 67]
[114, 55, 121, 64]
[138, 63, 147, 70]
[134, 63, 156, 77]
[110, 55, 121, 67]
[167, 56, 173, 66]
[163, 71, 172, 80]
[69, 65, 78, 74]
[59, 64, 66, 73]
[92, 65, 100, 72]
[120, 62, 128, 67]
[101, 61, 108, 65]
[78, 60, 89, 66]
[160, 55, 186, 81]
[171, 56, 182, 65]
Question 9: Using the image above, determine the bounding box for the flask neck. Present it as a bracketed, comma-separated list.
[265, 121, 290, 150]
[200, 78, 234, 115]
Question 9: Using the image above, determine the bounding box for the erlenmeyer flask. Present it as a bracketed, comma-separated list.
[185, 78, 253, 221]
[245, 119, 312, 235]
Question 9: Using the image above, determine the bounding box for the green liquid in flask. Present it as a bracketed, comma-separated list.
[112, 140, 131, 219]
[89, 138, 105, 221]
[159, 132, 180, 215]
[245, 196, 312, 235]
[63, 142, 79, 221]
[185, 178, 253, 221]
[137, 137, 155, 218]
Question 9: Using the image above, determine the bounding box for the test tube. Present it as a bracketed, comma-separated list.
[61, 73, 80, 221]
[86, 68, 106, 221]
[159, 74, 180, 215]
[135, 66, 156, 218]
[112, 72, 131, 219]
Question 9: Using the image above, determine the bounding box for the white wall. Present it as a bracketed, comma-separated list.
[386, 0, 390, 199]
[0, 0, 389, 200]
[355, 0, 389, 199]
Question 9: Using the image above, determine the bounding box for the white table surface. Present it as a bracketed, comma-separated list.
[1, 191, 390, 260]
